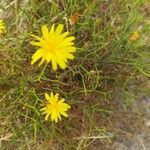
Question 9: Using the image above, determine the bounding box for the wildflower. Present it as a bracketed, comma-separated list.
[69, 12, 81, 25]
[40, 92, 71, 122]
[0, 20, 6, 34]
[31, 24, 76, 70]
[129, 31, 139, 41]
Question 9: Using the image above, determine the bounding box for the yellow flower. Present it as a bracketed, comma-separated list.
[129, 31, 139, 41]
[31, 24, 76, 70]
[0, 20, 6, 34]
[40, 92, 71, 122]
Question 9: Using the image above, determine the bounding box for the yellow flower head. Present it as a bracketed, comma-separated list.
[0, 20, 6, 34]
[40, 92, 71, 123]
[31, 24, 76, 70]
[129, 31, 139, 41]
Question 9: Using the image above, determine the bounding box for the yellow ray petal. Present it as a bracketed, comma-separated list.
[31, 34, 43, 42]
[58, 99, 65, 104]
[58, 60, 67, 69]
[61, 31, 69, 39]
[64, 53, 74, 60]
[38, 58, 45, 66]
[31, 41, 43, 47]
[51, 59, 57, 70]
[42, 25, 49, 39]
[45, 113, 50, 120]
[60, 111, 68, 117]
[49, 24, 55, 35]
[45, 93, 50, 101]
[55, 24, 64, 35]
[31, 49, 43, 65]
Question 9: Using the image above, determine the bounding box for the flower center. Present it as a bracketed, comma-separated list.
[44, 39, 59, 55]
[52, 103, 59, 112]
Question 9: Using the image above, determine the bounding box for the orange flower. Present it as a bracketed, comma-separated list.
[69, 12, 81, 25]
[129, 31, 139, 41]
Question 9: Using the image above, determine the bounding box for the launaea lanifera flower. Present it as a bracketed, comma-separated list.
[0, 20, 6, 34]
[129, 31, 139, 41]
[40, 92, 71, 122]
[31, 24, 76, 70]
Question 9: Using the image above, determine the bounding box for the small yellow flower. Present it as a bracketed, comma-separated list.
[129, 31, 139, 41]
[31, 24, 76, 70]
[40, 92, 71, 122]
[0, 20, 6, 34]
